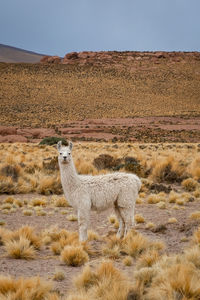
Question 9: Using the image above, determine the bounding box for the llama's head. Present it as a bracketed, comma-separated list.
[57, 141, 73, 164]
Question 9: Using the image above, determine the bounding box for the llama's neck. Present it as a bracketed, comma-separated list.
[59, 159, 80, 197]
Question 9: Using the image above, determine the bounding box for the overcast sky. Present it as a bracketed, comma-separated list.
[0, 0, 200, 56]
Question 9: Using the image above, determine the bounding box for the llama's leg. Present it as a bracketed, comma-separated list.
[77, 204, 90, 242]
[118, 206, 135, 237]
[114, 206, 125, 238]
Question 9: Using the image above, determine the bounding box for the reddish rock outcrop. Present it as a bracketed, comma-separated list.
[0, 126, 18, 136]
[0, 135, 27, 143]
[40, 50, 200, 66]
[40, 55, 61, 64]
[16, 128, 56, 139]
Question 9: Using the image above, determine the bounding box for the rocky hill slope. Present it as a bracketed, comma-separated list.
[0, 50, 200, 142]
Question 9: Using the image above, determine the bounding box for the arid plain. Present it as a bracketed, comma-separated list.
[0, 52, 200, 299]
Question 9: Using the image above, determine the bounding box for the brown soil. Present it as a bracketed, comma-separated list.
[0, 193, 199, 296]
[0, 116, 200, 143]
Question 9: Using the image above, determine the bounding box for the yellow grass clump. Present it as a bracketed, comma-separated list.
[176, 198, 185, 206]
[182, 178, 198, 191]
[87, 230, 100, 241]
[108, 214, 117, 224]
[53, 269, 65, 281]
[31, 197, 47, 207]
[52, 195, 69, 207]
[168, 191, 179, 203]
[145, 222, 155, 230]
[184, 246, 200, 269]
[7, 226, 42, 250]
[5, 237, 36, 259]
[60, 245, 89, 266]
[0, 275, 53, 299]
[123, 231, 149, 258]
[190, 211, 200, 220]
[23, 209, 33, 216]
[136, 250, 160, 269]
[146, 263, 200, 300]
[4, 196, 15, 204]
[123, 256, 133, 266]
[147, 194, 160, 204]
[71, 261, 130, 300]
[135, 214, 145, 223]
[168, 217, 178, 223]
[156, 201, 166, 209]
[150, 156, 183, 183]
[67, 214, 78, 221]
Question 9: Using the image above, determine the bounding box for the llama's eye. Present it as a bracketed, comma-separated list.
[68, 153, 71, 155]
[60, 153, 62, 155]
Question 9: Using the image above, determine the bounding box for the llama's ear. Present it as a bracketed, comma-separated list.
[57, 141, 62, 151]
[69, 141, 73, 151]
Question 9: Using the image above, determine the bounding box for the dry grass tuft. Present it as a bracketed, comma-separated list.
[52, 195, 69, 207]
[150, 156, 183, 183]
[168, 217, 178, 223]
[23, 209, 33, 216]
[4, 196, 15, 204]
[123, 256, 133, 266]
[5, 237, 36, 259]
[147, 194, 160, 204]
[122, 231, 149, 258]
[156, 201, 166, 209]
[191, 226, 200, 245]
[32, 197, 47, 207]
[135, 214, 145, 223]
[184, 246, 200, 269]
[0, 275, 53, 299]
[176, 198, 185, 206]
[67, 214, 78, 221]
[136, 250, 160, 269]
[182, 178, 198, 191]
[146, 263, 200, 299]
[72, 261, 130, 300]
[145, 222, 155, 230]
[6, 226, 42, 250]
[60, 245, 89, 266]
[87, 230, 100, 241]
[108, 214, 118, 224]
[190, 211, 200, 220]
[53, 269, 65, 281]
[168, 191, 179, 203]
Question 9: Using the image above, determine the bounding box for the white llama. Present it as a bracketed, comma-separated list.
[57, 141, 141, 242]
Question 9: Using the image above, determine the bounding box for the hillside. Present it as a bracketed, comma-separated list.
[0, 44, 45, 63]
[0, 51, 200, 142]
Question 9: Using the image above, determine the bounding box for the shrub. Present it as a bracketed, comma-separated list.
[93, 154, 121, 170]
[39, 136, 67, 146]
[150, 156, 183, 183]
[124, 156, 144, 176]
[0, 165, 21, 181]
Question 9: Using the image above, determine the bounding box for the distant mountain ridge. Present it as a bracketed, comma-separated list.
[0, 44, 45, 63]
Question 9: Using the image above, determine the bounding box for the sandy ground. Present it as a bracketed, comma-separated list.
[0, 193, 199, 296]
